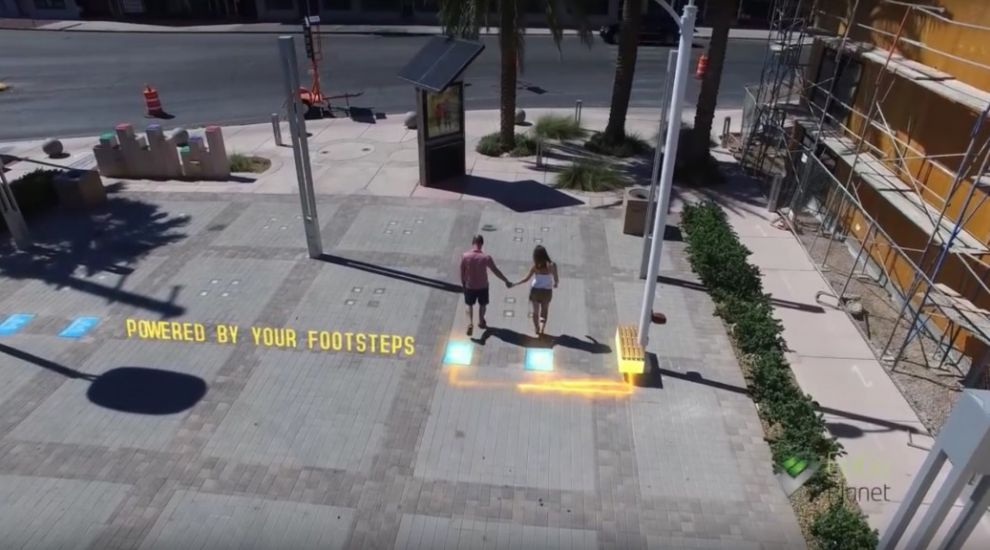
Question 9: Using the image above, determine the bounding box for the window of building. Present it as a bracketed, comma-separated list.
[324, 0, 351, 10]
[265, 0, 295, 11]
[363, 0, 400, 11]
[34, 0, 66, 8]
[810, 47, 862, 125]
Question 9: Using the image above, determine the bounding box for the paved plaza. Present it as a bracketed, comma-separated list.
[0, 185, 804, 548]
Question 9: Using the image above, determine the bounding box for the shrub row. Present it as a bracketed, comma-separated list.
[680, 201, 878, 550]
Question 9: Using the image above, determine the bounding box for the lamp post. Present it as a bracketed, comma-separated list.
[638, 0, 697, 347]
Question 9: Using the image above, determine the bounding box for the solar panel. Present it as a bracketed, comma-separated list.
[398, 37, 485, 93]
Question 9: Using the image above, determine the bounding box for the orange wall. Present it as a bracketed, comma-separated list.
[823, 160, 990, 362]
[812, 44, 990, 247]
[816, 0, 990, 90]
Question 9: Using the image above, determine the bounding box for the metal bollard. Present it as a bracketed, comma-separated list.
[271, 113, 283, 146]
[574, 100, 583, 124]
[721, 115, 732, 148]
[536, 139, 544, 168]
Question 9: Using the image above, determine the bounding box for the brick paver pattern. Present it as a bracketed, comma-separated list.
[0, 191, 804, 549]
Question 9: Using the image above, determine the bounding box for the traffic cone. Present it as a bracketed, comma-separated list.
[143, 84, 166, 118]
[695, 54, 709, 80]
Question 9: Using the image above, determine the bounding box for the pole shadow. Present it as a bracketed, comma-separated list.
[317, 253, 462, 293]
[1, 344, 206, 415]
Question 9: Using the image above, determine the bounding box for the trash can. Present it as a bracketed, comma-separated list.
[623, 186, 650, 236]
[54, 169, 106, 210]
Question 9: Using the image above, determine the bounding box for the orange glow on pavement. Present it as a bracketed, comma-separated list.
[446, 367, 633, 398]
[517, 378, 634, 397]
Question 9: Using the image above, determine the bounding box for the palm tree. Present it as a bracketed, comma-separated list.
[437, 1, 593, 153]
[603, 0, 646, 144]
[689, 0, 740, 161]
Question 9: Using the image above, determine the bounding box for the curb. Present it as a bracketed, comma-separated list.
[0, 22, 772, 40]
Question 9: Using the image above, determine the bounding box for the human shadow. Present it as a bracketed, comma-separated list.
[0, 344, 206, 415]
[435, 175, 584, 213]
[317, 253, 462, 293]
[0, 193, 189, 317]
[473, 327, 611, 354]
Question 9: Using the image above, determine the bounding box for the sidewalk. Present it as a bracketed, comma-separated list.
[0, 109, 801, 548]
[3, 106, 984, 546]
[671, 147, 990, 548]
[0, 17, 773, 39]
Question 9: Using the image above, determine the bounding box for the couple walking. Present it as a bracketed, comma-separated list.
[460, 234, 559, 337]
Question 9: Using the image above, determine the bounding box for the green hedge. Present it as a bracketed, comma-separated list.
[0, 169, 59, 232]
[681, 201, 878, 550]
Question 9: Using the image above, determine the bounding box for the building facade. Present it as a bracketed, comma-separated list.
[744, 0, 990, 387]
[1, 0, 81, 19]
[14, 0, 771, 26]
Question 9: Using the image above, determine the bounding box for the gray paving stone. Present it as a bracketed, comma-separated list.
[335, 205, 457, 256]
[10, 340, 232, 451]
[395, 514, 598, 550]
[139, 490, 354, 550]
[212, 202, 340, 249]
[476, 211, 584, 267]
[142, 256, 297, 325]
[0, 475, 129, 549]
[415, 368, 596, 492]
[288, 261, 431, 339]
[202, 350, 403, 471]
[0, 192, 804, 549]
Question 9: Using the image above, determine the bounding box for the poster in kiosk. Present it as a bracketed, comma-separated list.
[398, 37, 485, 187]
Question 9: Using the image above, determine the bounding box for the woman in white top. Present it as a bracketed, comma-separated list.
[513, 245, 559, 337]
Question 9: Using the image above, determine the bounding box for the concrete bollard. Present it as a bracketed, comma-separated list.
[271, 113, 283, 146]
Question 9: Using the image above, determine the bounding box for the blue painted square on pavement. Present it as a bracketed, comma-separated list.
[443, 340, 473, 366]
[0, 314, 35, 336]
[58, 316, 101, 339]
[525, 348, 554, 372]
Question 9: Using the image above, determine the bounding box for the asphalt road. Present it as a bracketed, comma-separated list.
[0, 30, 768, 141]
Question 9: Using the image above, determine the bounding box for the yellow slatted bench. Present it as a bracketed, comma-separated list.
[615, 324, 645, 374]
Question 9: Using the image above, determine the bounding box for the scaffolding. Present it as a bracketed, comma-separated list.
[738, 0, 990, 423]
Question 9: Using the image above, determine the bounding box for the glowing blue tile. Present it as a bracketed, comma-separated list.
[443, 340, 473, 366]
[0, 314, 34, 336]
[58, 316, 100, 339]
[525, 348, 554, 372]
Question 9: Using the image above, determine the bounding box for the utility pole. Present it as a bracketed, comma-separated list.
[278, 36, 323, 259]
[638, 0, 697, 347]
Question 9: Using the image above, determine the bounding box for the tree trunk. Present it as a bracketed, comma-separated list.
[691, 0, 739, 161]
[499, 0, 518, 152]
[604, 0, 645, 143]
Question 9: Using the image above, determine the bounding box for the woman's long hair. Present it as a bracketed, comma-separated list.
[533, 245, 552, 270]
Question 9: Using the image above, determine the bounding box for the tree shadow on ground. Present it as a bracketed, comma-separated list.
[436, 175, 584, 212]
[0, 343, 206, 415]
[528, 141, 654, 187]
[0, 190, 189, 317]
[670, 158, 771, 219]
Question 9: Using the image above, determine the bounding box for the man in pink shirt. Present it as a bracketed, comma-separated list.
[460, 234, 511, 335]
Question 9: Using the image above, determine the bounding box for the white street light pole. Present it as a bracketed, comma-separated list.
[640, 49, 677, 279]
[638, 0, 697, 347]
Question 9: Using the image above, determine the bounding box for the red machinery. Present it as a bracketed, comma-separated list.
[299, 15, 362, 117]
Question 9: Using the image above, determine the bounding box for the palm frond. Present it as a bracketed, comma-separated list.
[437, 0, 492, 39]
[566, 0, 596, 48]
